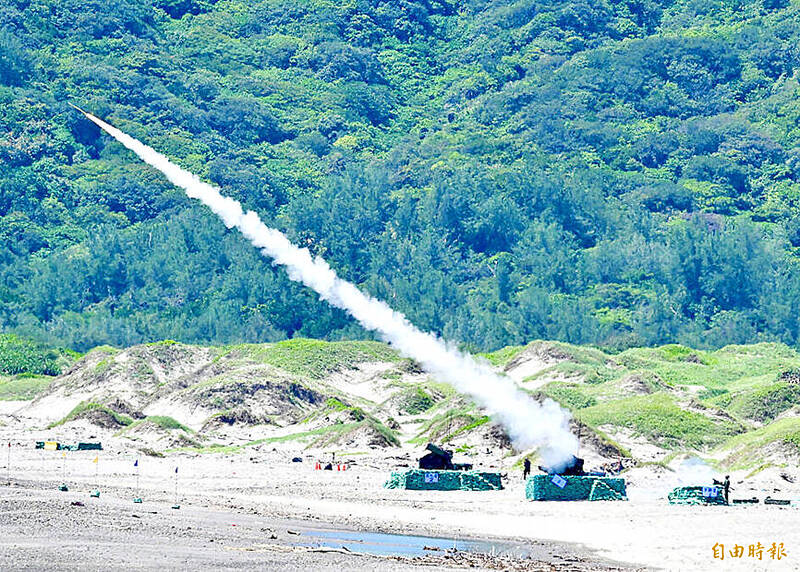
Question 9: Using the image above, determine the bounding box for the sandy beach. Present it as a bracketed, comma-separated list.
[1, 434, 797, 571]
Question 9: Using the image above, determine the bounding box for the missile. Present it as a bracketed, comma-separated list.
[68, 102, 89, 115]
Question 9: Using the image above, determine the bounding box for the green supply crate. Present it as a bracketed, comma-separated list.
[525, 475, 627, 501]
[668, 485, 727, 505]
[384, 469, 503, 491]
[77, 442, 102, 451]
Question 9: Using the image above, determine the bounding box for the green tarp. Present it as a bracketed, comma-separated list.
[525, 475, 627, 501]
[384, 469, 503, 491]
[36, 441, 102, 451]
[668, 486, 727, 505]
[77, 442, 102, 450]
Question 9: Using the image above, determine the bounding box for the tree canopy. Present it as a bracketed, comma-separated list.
[1, 0, 800, 352]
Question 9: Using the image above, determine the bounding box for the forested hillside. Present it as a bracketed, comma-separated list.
[2, 0, 800, 352]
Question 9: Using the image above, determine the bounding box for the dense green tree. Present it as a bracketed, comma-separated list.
[2, 0, 800, 353]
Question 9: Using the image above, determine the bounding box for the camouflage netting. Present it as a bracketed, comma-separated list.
[384, 469, 503, 491]
[525, 475, 627, 501]
[668, 486, 727, 505]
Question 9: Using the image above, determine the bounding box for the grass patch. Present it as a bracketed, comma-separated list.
[590, 426, 633, 458]
[321, 418, 400, 447]
[578, 393, 742, 449]
[616, 342, 800, 391]
[410, 407, 486, 444]
[717, 417, 800, 469]
[545, 362, 616, 384]
[123, 415, 193, 434]
[0, 374, 53, 400]
[698, 387, 728, 400]
[537, 382, 597, 411]
[713, 383, 800, 423]
[217, 339, 400, 379]
[396, 386, 436, 414]
[145, 415, 192, 432]
[49, 401, 134, 428]
[322, 397, 369, 421]
[478, 345, 525, 367]
[444, 415, 490, 441]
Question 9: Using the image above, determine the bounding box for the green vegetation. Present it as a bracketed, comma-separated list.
[578, 393, 743, 449]
[2, 1, 800, 354]
[479, 345, 525, 367]
[12, 330, 800, 469]
[0, 334, 74, 376]
[396, 386, 436, 415]
[320, 397, 368, 422]
[616, 343, 800, 391]
[504, 340, 800, 398]
[134, 415, 193, 433]
[537, 382, 597, 411]
[715, 383, 800, 423]
[411, 407, 489, 444]
[445, 415, 490, 441]
[219, 339, 399, 379]
[717, 418, 800, 469]
[49, 401, 134, 428]
[0, 374, 53, 400]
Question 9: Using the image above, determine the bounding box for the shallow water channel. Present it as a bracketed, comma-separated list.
[293, 527, 534, 557]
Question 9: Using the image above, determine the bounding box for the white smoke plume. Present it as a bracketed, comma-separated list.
[74, 107, 579, 468]
[675, 457, 716, 486]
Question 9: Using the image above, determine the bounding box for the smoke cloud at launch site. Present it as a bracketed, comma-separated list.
[75, 107, 579, 468]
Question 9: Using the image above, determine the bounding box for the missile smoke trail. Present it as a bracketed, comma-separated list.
[75, 107, 578, 467]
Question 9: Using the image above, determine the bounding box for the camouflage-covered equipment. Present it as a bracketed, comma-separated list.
[525, 474, 627, 501]
[384, 469, 502, 491]
[667, 485, 727, 505]
[77, 442, 102, 451]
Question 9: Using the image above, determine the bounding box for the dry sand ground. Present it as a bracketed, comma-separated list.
[0, 439, 798, 571]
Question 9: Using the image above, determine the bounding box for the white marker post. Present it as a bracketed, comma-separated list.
[59, 451, 68, 491]
[90, 455, 100, 497]
[172, 466, 180, 509]
[133, 459, 142, 503]
[6, 442, 10, 484]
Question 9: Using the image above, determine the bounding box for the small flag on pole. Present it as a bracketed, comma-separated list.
[93, 456, 99, 464]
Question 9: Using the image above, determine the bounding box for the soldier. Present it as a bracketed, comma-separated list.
[523, 458, 531, 480]
[713, 475, 732, 504]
